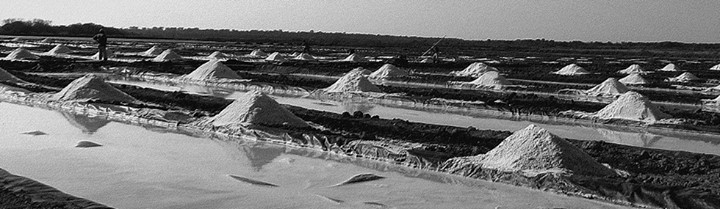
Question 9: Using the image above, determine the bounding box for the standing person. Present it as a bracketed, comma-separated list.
[92, 29, 108, 61]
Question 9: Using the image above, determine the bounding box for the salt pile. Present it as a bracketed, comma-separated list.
[152, 49, 182, 62]
[585, 78, 629, 96]
[347, 67, 372, 76]
[340, 53, 364, 62]
[141, 46, 163, 56]
[451, 62, 498, 77]
[265, 52, 287, 62]
[49, 75, 138, 103]
[293, 53, 315, 60]
[617, 64, 647, 74]
[249, 49, 267, 57]
[419, 58, 434, 63]
[39, 38, 52, 43]
[657, 63, 679, 72]
[594, 91, 669, 123]
[449, 124, 616, 176]
[3, 48, 39, 60]
[466, 71, 510, 89]
[552, 64, 589, 75]
[0, 67, 26, 83]
[323, 70, 382, 93]
[207, 51, 229, 59]
[181, 60, 241, 81]
[203, 90, 309, 128]
[10, 37, 21, 42]
[368, 64, 409, 79]
[710, 64, 720, 71]
[666, 72, 699, 82]
[618, 73, 648, 85]
[45, 44, 72, 55]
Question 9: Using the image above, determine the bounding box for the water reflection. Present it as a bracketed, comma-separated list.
[596, 128, 662, 148]
[59, 111, 110, 134]
[242, 143, 284, 171]
[340, 101, 375, 113]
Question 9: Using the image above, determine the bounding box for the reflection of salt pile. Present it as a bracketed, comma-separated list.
[466, 71, 510, 89]
[340, 53, 364, 62]
[323, 70, 382, 93]
[181, 60, 241, 81]
[293, 53, 315, 60]
[0, 67, 26, 83]
[60, 111, 110, 134]
[711, 64, 720, 71]
[265, 52, 287, 62]
[368, 64, 409, 79]
[141, 46, 163, 56]
[657, 63, 679, 72]
[207, 51, 229, 59]
[152, 49, 182, 62]
[347, 67, 372, 76]
[249, 49, 267, 57]
[3, 48, 39, 60]
[666, 72, 699, 82]
[451, 62, 498, 77]
[46, 44, 72, 55]
[594, 91, 669, 123]
[619, 73, 648, 85]
[553, 64, 589, 75]
[49, 75, 138, 103]
[585, 78, 629, 96]
[617, 64, 647, 74]
[448, 124, 616, 176]
[204, 91, 309, 128]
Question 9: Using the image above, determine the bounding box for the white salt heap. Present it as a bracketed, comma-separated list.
[368, 64, 409, 79]
[340, 53, 364, 62]
[585, 78, 629, 96]
[657, 63, 679, 72]
[323, 70, 382, 93]
[419, 58, 434, 63]
[347, 67, 372, 76]
[617, 64, 647, 74]
[207, 51, 229, 59]
[49, 75, 138, 103]
[141, 46, 163, 56]
[0, 67, 26, 83]
[181, 60, 241, 81]
[618, 73, 648, 85]
[249, 49, 267, 57]
[666, 72, 699, 82]
[152, 49, 182, 62]
[552, 64, 589, 75]
[204, 90, 308, 128]
[10, 37, 21, 42]
[293, 53, 315, 60]
[46, 44, 72, 55]
[3, 48, 39, 60]
[451, 62, 498, 77]
[462, 124, 616, 176]
[265, 52, 287, 62]
[466, 71, 510, 89]
[710, 64, 720, 71]
[39, 38, 52, 43]
[594, 91, 669, 123]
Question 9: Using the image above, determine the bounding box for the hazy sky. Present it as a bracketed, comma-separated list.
[2, 0, 719, 43]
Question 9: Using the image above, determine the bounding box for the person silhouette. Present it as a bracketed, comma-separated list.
[92, 29, 108, 61]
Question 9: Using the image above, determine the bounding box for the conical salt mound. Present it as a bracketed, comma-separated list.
[451, 62, 498, 77]
[49, 75, 138, 103]
[207, 51, 229, 59]
[265, 52, 287, 62]
[293, 53, 315, 60]
[46, 44, 72, 55]
[10, 37, 21, 42]
[0, 67, 26, 83]
[39, 38, 52, 43]
[182, 60, 241, 81]
[667, 72, 699, 82]
[710, 64, 720, 71]
[478, 124, 616, 176]
[3, 48, 39, 60]
[618, 73, 648, 85]
[585, 78, 629, 96]
[323, 70, 382, 93]
[553, 64, 589, 75]
[467, 71, 510, 89]
[617, 64, 647, 74]
[657, 63, 679, 72]
[419, 58, 434, 63]
[249, 49, 267, 57]
[347, 67, 372, 76]
[340, 53, 364, 62]
[152, 49, 182, 62]
[141, 46, 163, 56]
[594, 91, 670, 123]
[205, 91, 308, 128]
[369, 64, 409, 79]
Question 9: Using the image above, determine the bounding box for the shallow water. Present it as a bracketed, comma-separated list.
[109, 79, 720, 156]
[0, 102, 627, 208]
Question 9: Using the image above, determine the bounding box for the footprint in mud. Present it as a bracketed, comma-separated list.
[333, 173, 385, 186]
[22, 130, 47, 136]
[228, 175, 278, 187]
[75, 141, 102, 148]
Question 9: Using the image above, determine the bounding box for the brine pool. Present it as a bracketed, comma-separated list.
[0, 102, 629, 208]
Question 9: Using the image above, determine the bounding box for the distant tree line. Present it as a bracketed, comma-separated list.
[0, 19, 127, 36]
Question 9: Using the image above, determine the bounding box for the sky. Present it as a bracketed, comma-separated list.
[1, 0, 719, 43]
